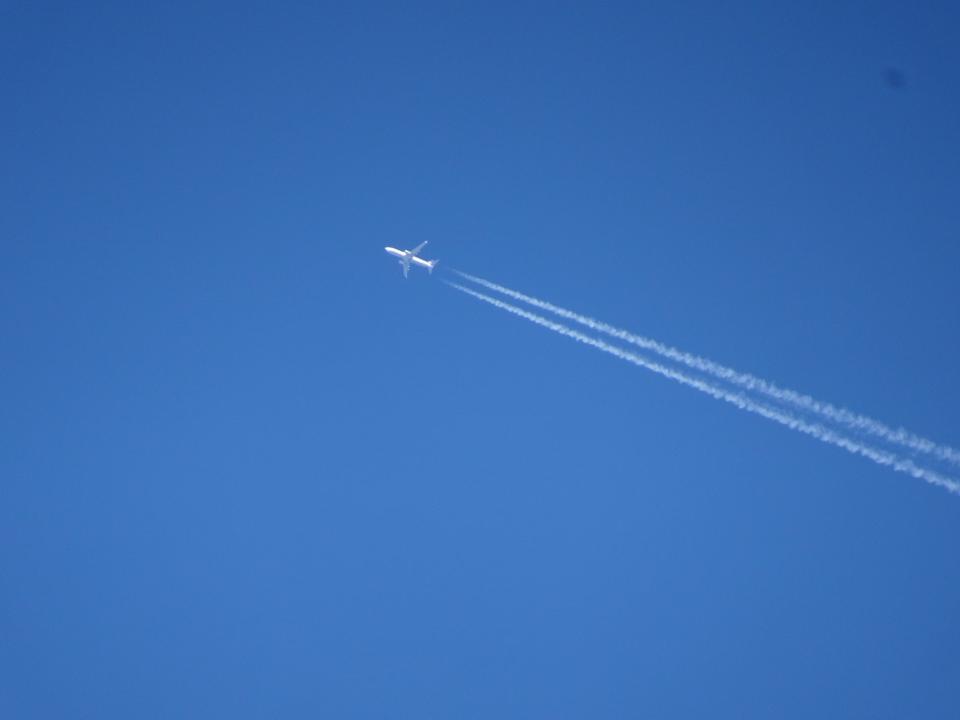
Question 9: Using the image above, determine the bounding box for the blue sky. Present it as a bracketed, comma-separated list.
[2, 2, 959, 717]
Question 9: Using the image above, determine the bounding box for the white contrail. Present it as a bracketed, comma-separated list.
[452, 269, 960, 467]
[445, 281, 960, 495]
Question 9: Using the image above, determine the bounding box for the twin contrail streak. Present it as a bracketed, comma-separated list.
[452, 269, 960, 468]
[445, 280, 960, 495]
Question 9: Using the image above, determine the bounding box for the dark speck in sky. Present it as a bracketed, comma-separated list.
[884, 66, 906, 89]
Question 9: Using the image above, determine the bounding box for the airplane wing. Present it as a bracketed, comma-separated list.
[410, 241, 428, 256]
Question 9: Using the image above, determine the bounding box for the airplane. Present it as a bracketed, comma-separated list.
[384, 241, 439, 278]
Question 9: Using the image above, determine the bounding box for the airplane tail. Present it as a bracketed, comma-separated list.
[429, 259, 439, 274]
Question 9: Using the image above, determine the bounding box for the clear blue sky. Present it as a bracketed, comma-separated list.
[3, 2, 959, 717]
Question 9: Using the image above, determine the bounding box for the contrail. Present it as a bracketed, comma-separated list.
[451, 269, 960, 468]
[445, 280, 960, 495]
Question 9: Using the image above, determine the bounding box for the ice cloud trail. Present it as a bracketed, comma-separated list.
[451, 269, 960, 468]
[445, 281, 960, 495]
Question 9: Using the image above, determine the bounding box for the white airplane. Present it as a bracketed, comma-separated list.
[384, 241, 439, 278]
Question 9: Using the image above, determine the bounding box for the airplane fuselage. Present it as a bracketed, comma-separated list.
[384, 245, 438, 277]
